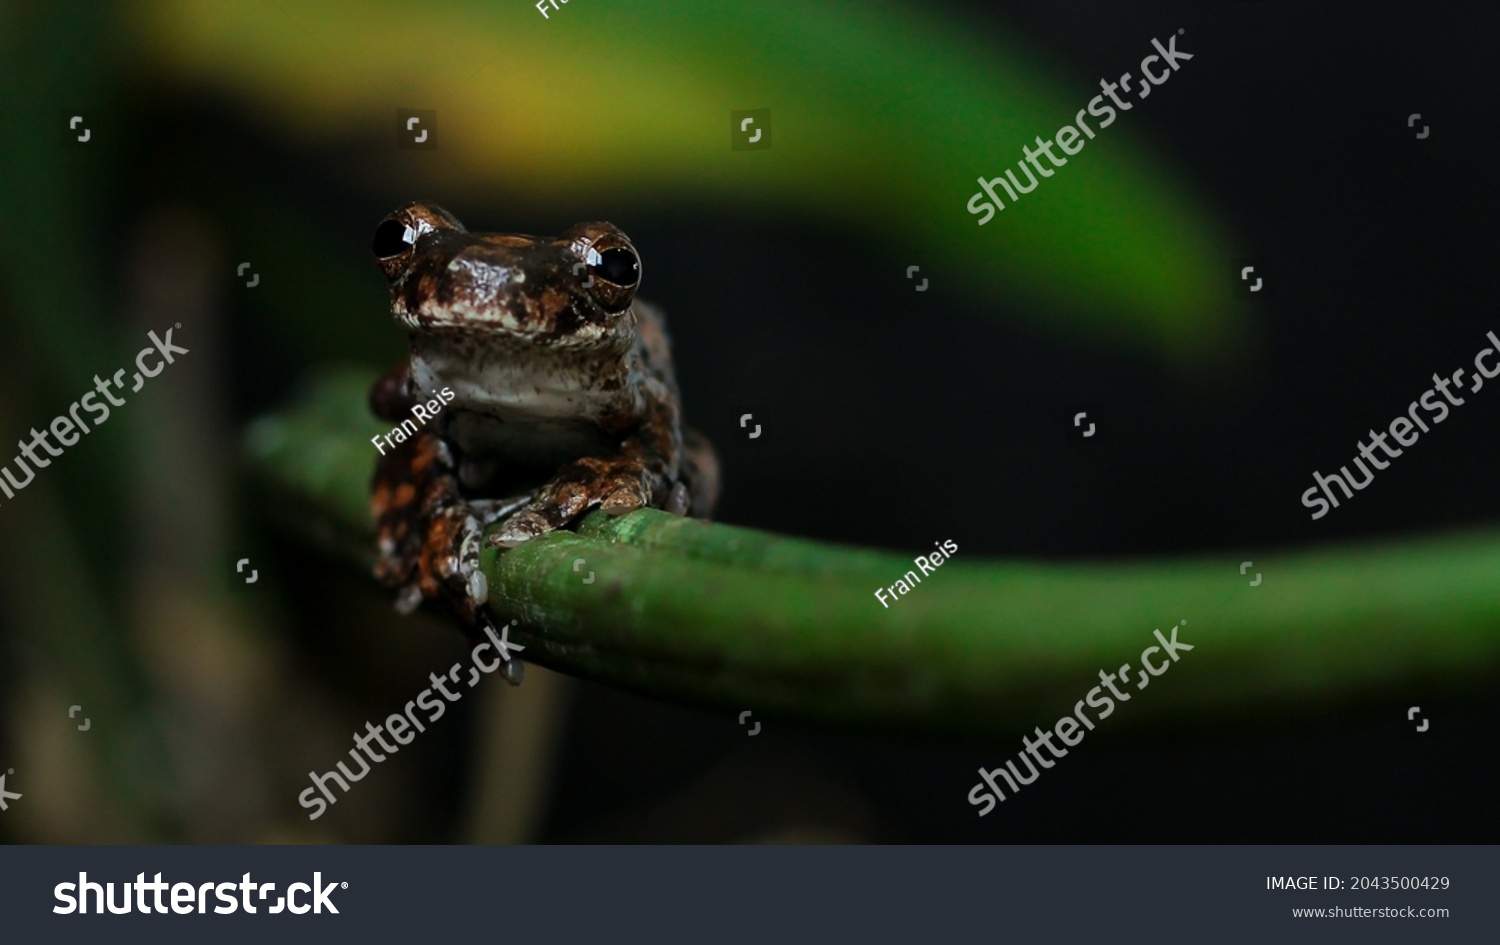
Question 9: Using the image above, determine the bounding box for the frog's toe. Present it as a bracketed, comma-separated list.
[464, 569, 489, 607]
[487, 509, 554, 548]
[599, 485, 649, 516]
[395, 583, 424, 615]
[589, 461, 653, 514]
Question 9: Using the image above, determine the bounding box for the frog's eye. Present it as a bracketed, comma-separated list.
[584, 245, 641, 314]
[372, 219, 417, 259]
[592, 247, 640, 288]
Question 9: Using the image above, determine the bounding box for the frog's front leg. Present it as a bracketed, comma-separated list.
[486, 383, 687, 548]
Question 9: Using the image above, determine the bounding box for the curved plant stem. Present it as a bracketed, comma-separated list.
[247, 369, 1500, 736]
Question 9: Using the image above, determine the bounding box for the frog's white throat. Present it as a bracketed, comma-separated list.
[409, 342, 641, 466]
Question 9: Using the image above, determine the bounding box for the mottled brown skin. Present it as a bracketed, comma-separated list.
[369, 202, 718, 630]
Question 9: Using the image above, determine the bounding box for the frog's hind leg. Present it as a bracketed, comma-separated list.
[373, 432, 496, 628]
[678, 428, 720, 518]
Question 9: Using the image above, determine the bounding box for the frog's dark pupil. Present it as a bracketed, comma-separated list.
[373, 219, 415, 258]
[595, 248, 639, 286]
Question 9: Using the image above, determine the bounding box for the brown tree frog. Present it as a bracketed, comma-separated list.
[367, 202, 718, 635]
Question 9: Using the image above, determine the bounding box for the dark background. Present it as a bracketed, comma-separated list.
[1, 0, 1496, 843]
[536, 2, 1500, 842]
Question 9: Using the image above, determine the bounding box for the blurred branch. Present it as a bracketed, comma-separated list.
[0, 0, 171, 840]
[248, 369, 1500, 736]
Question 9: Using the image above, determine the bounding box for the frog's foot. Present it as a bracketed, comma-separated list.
[486, 455, 660, 548]
[412, 506, 489, 623]
[374, 434, 527, 626]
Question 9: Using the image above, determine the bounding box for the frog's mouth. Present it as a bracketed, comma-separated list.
[396, 311, 632, 350]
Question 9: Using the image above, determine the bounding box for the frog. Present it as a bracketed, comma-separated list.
[366, 201, 719, 640]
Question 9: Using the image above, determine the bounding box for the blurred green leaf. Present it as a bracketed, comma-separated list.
[139, 0, 1238, 359]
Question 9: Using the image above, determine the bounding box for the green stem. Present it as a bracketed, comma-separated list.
[248, 369, 1500, 735]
